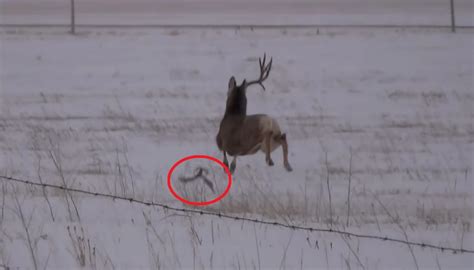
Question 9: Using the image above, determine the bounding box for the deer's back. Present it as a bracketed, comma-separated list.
[219, 114, 281, 156]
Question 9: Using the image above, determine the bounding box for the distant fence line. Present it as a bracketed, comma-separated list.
[42, 0, 462, 33]
[1, 24, 473, 30]
[1, 174, 472, 255]
[1, 1, 467, 32]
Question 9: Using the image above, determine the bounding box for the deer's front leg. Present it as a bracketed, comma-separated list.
[223, 151, 229, 169]
[230, 156, 237, 174]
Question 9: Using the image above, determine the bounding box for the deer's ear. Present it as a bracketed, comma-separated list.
[228, 76, 236, 96]
[241, 79, 247, 87]
[228, 76, 236, 90]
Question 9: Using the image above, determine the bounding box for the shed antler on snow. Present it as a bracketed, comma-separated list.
[178, 167, 215, 193]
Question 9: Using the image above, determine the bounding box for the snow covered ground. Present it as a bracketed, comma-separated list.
[1, 0, 473, 26]
[0, 24, 473, 269]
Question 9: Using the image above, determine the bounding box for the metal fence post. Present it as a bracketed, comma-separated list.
[70, 0, 76, 34]
[450, 0, 456, 32]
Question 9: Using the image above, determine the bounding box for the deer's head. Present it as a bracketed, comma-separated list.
[224, 54, 272, 116]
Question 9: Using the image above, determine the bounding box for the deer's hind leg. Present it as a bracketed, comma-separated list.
[264, 131, 274, 166]
[280, 133, 292, 172]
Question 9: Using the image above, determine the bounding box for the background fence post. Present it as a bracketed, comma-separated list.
[70, 0, 76, 34]
[450, 0, 456, 33]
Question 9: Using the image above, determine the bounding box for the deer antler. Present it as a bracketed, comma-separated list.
[178, 167, 215, 193]
[245, 53, 272, 90]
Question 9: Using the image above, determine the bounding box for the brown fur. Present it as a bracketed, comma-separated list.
[217, 112, 292, 173]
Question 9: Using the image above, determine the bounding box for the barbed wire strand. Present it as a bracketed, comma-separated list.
[1, 174, 472, 254]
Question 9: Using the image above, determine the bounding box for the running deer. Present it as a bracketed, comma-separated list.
[216, 54, 292, 174]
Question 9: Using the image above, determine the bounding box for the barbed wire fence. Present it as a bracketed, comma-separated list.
[1, 174, 472, 255]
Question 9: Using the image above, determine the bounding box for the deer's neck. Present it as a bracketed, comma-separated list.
[224, 91, 247, 116]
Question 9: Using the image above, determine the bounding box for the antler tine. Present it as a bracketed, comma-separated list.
[246, 53, 273, 90]
[262, 58, 272, 80]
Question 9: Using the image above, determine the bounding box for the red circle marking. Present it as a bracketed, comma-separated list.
[167, 155, 232, 206]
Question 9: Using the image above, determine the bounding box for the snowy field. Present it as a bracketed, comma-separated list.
[0, 24, 473, 269]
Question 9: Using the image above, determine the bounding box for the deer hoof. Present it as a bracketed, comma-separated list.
[284, 163, 293, 172]
[230, 163, 236, 174]
[267, 159, 274, 166]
